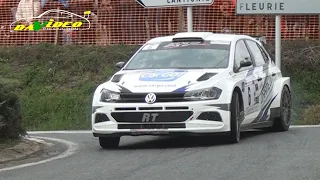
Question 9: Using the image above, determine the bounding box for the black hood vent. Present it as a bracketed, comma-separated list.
[111, 74, 124, 83]
[197, 73, 217, 81]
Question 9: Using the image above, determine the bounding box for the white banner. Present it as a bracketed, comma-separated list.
[136, 0, 214, 8]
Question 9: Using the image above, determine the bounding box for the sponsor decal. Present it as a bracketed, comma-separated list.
[249, 93, 278, 123]
[246, 68, 254, 77]
[139, 70, 187, 82]
[133, 84, 176, 88]
[260, 76, 273, 103]
[172, 83, 195, 92]
[241, 82, 245, 92]
[254, 83, 259, 105]
[142, 43, 160, 50]
[210, 40, 231, 45]
[163, 42, 209, 49]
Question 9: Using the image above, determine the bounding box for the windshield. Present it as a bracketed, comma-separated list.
[124, 41, 231, 70]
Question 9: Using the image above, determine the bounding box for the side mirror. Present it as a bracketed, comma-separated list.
[240, 59, 253, 67]
[235, 58, 252, 72]
[115, 61, 125, 69]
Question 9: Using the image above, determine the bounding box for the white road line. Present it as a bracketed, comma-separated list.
[290, 125, 320, 128]
[0, 136, 79, 172]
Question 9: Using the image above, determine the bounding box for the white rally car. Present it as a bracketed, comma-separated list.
[91, 32, 292, 149]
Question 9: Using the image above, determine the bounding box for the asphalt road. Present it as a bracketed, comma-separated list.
[1, 127, 320, 180]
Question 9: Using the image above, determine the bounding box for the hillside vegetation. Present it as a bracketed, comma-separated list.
[0, 41, 319, 131]
[0, 44, 139, 130]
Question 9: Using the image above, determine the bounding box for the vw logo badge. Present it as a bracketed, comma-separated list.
[145, 93, 157, 104]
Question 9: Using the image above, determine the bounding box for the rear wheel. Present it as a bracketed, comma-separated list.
[99, 137, 120, 149]
[228, 92, 242, 143]
[272, 86, 292, 131]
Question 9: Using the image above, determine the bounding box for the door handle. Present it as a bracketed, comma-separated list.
[272, 73, 276, 76]
[258, 77, 262, 81]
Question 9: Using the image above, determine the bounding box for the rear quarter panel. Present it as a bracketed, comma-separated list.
[270, 76, 291, 109]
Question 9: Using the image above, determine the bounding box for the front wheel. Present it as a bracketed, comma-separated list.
[228, 92, 243, 143]
[272, 86, 292, 131]
[99, 137, 120, 149]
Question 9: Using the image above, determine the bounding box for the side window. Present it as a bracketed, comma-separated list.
[261, 45, 275, 63]
[234, 40, 253, 72]
[245, 40, 266, 66]
[257, 44, 270, 63]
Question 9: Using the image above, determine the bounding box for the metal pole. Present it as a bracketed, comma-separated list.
[275, 15, 281, 69]
[187, 6, 193, 32]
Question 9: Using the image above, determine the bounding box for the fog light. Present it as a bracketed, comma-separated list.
[95, 113, 110, 123]
[197, 112, 222, 121]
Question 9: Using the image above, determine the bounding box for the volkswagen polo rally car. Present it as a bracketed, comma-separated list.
[91, 32, 292, 149]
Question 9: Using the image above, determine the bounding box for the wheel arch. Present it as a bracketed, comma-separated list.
[233, 86, 244, 112]
[270, 78, 292, 131]
[284, 84, 291, 94]
[270, 77, 291, 109]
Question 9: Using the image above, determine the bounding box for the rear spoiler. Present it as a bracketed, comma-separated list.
[252, 36, 267, 45]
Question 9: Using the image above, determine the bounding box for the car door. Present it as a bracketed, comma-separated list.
[245, 39, 273, 123]
[233, 40, 256, 124]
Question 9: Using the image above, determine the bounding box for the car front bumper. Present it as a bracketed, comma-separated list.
[91, 101, 231, 137]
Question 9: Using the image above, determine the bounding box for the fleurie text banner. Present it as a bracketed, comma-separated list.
[236, 0, 320, 15]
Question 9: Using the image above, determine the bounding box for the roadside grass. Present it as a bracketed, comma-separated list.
[20, 86, 92, 130]
[0, 43, 139, 131]
[287, 72, 320, 125]
[1, 42, 320, 131]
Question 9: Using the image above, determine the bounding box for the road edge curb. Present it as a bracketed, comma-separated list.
[0, 136, 79, 172]
[0, 138, 46, 165]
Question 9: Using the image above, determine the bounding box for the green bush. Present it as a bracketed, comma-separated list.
[300, 105, 320, 125]
[0, 79, 26, 140]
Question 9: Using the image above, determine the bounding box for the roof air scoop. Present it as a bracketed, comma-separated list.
[172, 37, 204, 42]
[197, 73, 217, 81]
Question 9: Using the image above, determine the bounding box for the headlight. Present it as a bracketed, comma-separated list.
[184, 87, 222, 100]
[100, 89, 120, 102]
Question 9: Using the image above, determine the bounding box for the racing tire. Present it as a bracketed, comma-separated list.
[99, 137, 120, 149]
[271, 86, 292, 132]
[228, 92, 242, 144]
